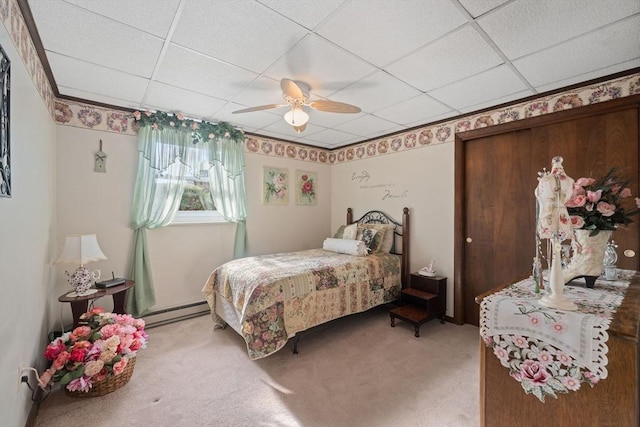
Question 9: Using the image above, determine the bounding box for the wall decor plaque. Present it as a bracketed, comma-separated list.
[0, 44, 10, 198]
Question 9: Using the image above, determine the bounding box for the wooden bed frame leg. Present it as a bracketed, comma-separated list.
[292, 335, 299, 355]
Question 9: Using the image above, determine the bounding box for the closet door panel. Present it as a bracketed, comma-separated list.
[460, 106, 638, 325]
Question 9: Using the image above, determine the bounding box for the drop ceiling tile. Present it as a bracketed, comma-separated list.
[429, 65, 528, 110]
[264, 34, 378, 98]
[458, 89, 533, 114]
[213, 102, 282, 132]
[253, 129, 302, 142]
[28, 0, 163, 77]
[458, 0, 509, 18]
[404, 110, 459, 128]
[299, 128, 360, 145]
[305, 110, 363, 128]
[329, 71, 422, 113]
[154, 44, 258, 100]
[513, 16, 640, 87]
[536, 58, 640, 93]
[334, 114, 399, 137]
[386, 25, 503, 92]
[143, 82, 228, 119]
[261, 118, 326, 138]
[288, 123, 326, 138]
[171, 1, 308, 73]
[64, 0, 180, 37]
[48, 52, 149, 103]
[58, 86, 142, 110]
[316, 0, 467, 67]
[374, 94, 453, 125]
[230, 76, 285, 109]
[478, 0, 640, 60]
[330, 137, 365, 149]
[256, 0, 346, 30]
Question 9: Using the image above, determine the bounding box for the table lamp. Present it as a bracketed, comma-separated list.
[55, 234, 107, 296]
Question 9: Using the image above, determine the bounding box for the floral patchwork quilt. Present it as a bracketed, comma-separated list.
[202, 249, 401, 359]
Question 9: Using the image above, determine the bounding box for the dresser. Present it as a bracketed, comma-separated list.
[476, 274, 639, 426]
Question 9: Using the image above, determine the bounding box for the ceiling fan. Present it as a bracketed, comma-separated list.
[232, 78, 361, 133]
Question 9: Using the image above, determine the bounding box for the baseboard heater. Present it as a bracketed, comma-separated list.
[142, 301, 210, 329]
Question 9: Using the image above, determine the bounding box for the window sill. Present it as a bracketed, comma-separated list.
[170, 211, 228, 225]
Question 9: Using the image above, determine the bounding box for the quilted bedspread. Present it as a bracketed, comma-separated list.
[202, 248, 401, 359]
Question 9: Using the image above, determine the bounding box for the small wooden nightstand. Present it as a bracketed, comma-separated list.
[58, 280, 135, 328]
[389, 273, 446, 337]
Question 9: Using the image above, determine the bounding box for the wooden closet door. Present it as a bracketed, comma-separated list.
[460, 107, 639, 326]
[463, 129, 538, 326]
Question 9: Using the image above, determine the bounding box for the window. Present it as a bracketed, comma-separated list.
[157, 161, 226, 225]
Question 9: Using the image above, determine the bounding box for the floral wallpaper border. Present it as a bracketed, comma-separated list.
[1, 0, 55, 117]
[4, 0, 640, 166]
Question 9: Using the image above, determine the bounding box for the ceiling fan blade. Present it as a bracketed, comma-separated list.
[232, 104, 285, 114]
[292, 123, 307, 133]
[308, 100, 361, 114]
[281, 78, 304, 100]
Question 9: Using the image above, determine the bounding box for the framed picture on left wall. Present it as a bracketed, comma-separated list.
[0, 44, 10, 198]
[262, 166, 289, 205]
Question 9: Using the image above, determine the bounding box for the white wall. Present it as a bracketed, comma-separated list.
[0, 26, 56, 427]
[330, 143, 455, 316]
[54, 126, 138, 318]
[55, 125, 332, 320]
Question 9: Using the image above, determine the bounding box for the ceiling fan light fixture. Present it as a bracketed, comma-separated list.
[284, 108, 309, 127]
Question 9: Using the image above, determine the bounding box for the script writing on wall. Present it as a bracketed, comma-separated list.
[351, 170, 408, 201]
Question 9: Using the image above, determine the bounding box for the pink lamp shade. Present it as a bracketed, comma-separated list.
[55, 234, 107, 266]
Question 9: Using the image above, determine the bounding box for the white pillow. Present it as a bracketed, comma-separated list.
[342, 223, 358, 240]
[323, 238, 368, 256]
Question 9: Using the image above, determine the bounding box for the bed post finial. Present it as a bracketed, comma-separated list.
[347, 207, 353, 224]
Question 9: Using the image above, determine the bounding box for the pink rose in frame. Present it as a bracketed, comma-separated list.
[262, 167, 289, 205]
[295, 170, 317, 206]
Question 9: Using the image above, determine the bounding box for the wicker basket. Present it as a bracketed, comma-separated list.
[65, 357, 136, 398]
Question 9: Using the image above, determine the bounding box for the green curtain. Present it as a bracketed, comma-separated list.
[206, 137, 248, 258]
[127, 127, 189, 315]
[127, 123, 248, 315]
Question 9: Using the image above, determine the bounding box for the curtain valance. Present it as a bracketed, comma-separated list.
[134, 110, 245, 175]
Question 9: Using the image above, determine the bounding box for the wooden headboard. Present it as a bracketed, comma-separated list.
[347, 207, 410, 288]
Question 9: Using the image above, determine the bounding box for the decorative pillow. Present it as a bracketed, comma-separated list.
[356, 223, 388, 253]
[359, 228, 378, 250]
[378, 224, 396, 253]
[322, 238, 368, 256]
[342, 223, 358, 240]
[333, 225, 346, 239]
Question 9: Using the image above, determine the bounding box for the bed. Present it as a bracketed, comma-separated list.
[202, 207, 410, 359]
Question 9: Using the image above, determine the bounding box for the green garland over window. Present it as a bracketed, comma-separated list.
[133, 110, 245, 144]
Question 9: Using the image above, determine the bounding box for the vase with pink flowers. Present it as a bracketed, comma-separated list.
[563, 168, 639, 286]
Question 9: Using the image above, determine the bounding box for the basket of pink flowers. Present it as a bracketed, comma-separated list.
[39, 307, 147, 398]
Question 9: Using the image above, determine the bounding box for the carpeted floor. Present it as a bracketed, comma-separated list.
[33, 305, 480, 427]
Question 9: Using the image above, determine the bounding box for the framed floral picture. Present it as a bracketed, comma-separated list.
[263, 166, 288, 205]
[0, 44, 10, 198]
[295, 170, 317, 205]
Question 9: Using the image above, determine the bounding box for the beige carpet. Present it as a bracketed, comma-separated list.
[33, 306, 480, 427]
